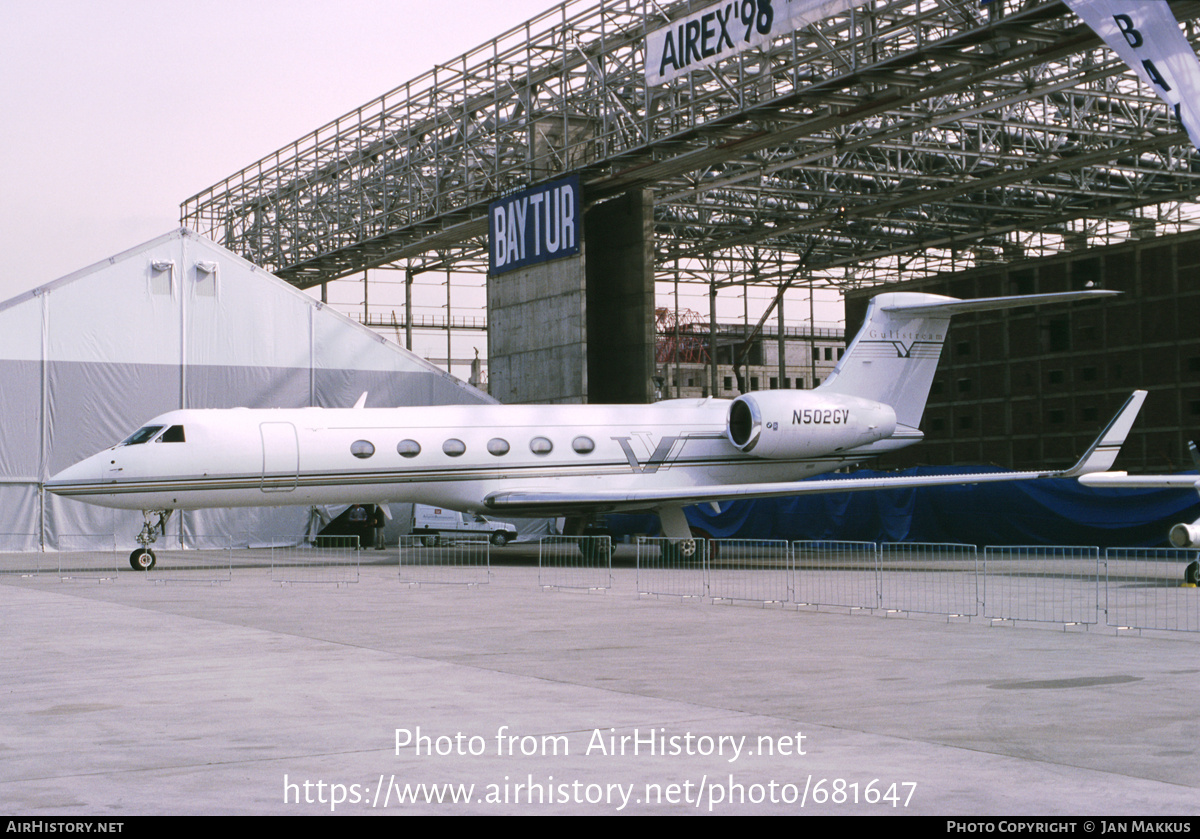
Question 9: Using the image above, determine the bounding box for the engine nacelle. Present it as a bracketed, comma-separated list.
[726, 391, 897, 459]
[1169, 520, 1200, 548]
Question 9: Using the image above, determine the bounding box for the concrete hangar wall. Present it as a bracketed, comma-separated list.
[845, 230, 1200, 474]
[488, 178, 656, 405]
[0, 228, 491, 552]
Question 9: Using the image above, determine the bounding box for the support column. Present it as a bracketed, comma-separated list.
[585, 189, 656, 404]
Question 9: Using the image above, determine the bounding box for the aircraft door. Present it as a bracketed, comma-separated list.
[260, 422, 299, 492]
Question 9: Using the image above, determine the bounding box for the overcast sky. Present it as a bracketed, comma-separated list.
[0, 0, 557, 301]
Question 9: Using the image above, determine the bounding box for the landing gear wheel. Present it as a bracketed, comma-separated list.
[661, 539, 699, 563]
[490, 532, 510, 547]
[129, 548, 156, 571]
[1185, 561, 1200, 585]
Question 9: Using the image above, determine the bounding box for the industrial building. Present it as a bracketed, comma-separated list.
[845, 228, 1200, 473]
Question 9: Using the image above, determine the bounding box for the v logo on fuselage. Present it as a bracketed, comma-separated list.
[612, 436, 681, 474]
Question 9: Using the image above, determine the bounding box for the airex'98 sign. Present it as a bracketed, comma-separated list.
[488, 175, 581, 276]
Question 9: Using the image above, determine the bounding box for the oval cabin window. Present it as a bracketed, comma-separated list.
[530, 437, 553, 455]
[351, 440, 375, 459]
[487, 438, 510, 456]
[397, 440, 421, 458]
[443, 439, 467, 457]
[572, 436, 595, 454]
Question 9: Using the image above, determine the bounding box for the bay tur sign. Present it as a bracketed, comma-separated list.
[489, 175, 581, 276]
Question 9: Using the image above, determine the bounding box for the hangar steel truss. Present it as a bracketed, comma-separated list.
[180, 0, 1200, 293]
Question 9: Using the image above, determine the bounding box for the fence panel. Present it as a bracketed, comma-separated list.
[271, 536, 361, 584]
[398, 536, 490, 585]
[879, 543, 979, 617]
[636, 538, 708, 598]
[0, 534, 41, 575]
[1105, 548, 1200, 633]
[792, 541, 879, 611]
[983, 546, 1100, 625]
[141, 534, 234, 584]
[538, 536, 612, 590]
[707, 539, 791, 604]
[56, 534, 121, 580]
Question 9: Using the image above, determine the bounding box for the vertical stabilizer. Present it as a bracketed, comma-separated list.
[820, 290, 1119, 429]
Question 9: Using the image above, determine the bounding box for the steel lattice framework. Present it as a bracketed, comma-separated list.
[180, 0, 1200, 292]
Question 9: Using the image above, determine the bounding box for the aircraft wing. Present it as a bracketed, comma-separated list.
[485, 391, 1147, 514]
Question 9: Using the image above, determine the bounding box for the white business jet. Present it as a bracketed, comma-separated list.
[47, 290, 1145, 570]
[1079, 441, 1200, 583]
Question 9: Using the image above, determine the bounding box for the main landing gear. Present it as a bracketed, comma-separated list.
[129, 509, 171, 571]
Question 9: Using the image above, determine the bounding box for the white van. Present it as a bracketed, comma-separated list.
[411, 504, 518, 547]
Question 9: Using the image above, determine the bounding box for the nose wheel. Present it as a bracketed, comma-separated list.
[130, 509, 171, 571]
[129, 548, 156, 571]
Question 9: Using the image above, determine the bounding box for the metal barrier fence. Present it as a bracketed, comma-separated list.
[0, 534, 42, 575]
[636, 537, 709, 598]
[271, 536, 360, 585]
[55, 534, 121, 580]
[982, 546, 1101, 626]
[7, 535, 1200, 633]
[707, 539, 791, 605]
[791, 541, 879, 611]
[880, 543, 979, 618]
[537, 536, 612, 591]
[398, 536, 489, 585]
[138, 534, 235, 584]
[1105, 548, 1200, 633]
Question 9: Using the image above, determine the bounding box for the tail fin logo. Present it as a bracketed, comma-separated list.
[858, 339, 945, 360]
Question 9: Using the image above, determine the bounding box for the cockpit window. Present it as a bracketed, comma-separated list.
[122, 426, 165, 446]
[158, 425, 186, 443]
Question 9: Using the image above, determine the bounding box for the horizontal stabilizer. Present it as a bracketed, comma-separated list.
[880, 290, 1120, 317]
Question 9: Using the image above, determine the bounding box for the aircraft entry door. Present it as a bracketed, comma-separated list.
[260, 422, 299, 493]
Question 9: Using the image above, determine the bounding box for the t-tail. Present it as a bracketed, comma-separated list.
[819, 290, 1120, 430]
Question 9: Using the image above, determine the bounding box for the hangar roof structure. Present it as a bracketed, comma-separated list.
[180, 0, 1200, 296]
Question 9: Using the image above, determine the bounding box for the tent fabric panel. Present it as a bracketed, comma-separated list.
[313, 368, 486, 409]
[185, 364, 313, 411]
[44, 361, 181, 477]
[185, 261, 315, 370]
[0, 484, 41, 551]
[44, 246, 184, 366]
[312, 307, 453, 376]
[0, 359, 42, 478]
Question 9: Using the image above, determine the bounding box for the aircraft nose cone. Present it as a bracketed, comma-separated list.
[46, 454, 103, 493]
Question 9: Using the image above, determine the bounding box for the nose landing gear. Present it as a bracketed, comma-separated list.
[129, 510, 171, 571]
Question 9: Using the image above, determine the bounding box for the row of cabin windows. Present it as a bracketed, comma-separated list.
[350, 435, 598, 460]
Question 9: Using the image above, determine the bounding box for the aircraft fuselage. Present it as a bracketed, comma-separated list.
[47, 394, 905, 515]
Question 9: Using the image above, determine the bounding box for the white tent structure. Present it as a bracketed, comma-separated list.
[0, 228, 492, 552]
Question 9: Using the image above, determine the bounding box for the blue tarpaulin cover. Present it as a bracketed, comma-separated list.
[606, 468, 1200, 548]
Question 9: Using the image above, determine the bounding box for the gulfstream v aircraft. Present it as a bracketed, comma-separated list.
[47, 290, 1145, 569]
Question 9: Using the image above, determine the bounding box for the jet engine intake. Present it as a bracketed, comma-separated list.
[1169, 519, 1200, 549]
[726, 391, 897, 459]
